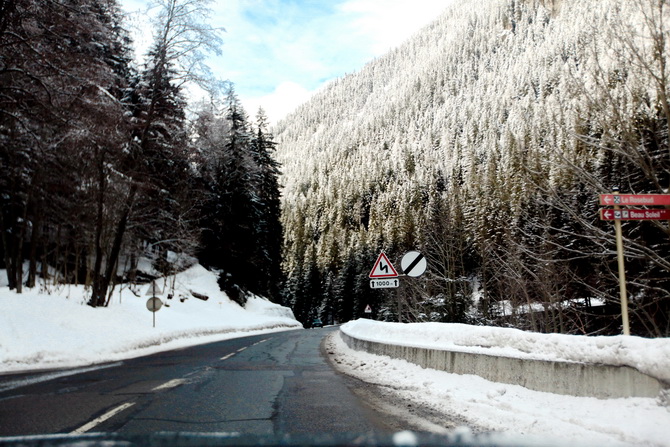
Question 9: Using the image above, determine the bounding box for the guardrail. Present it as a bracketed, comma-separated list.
[339, 331, 666, 399]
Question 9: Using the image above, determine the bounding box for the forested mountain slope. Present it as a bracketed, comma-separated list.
[274, 0, 670, 336]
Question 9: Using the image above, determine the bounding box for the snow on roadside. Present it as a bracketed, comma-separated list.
[341, 319, 670, 382]
[328, 329, 670, 447]
[0, 265, 301, 373]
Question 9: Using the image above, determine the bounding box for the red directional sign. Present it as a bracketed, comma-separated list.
[600, 208, 670, 221]
[599, 194, 670, 206]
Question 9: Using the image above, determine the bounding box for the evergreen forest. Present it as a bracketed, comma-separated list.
[275, 0, 670, 337]
[0, 0, 284, 306]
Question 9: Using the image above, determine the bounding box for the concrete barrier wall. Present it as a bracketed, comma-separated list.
[340, 331, 666, 399]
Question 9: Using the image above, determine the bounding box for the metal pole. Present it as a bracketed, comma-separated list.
[613, 189, 630, 335]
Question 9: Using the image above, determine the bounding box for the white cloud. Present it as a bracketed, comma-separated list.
[339, 0, 453, 55]
[118, 0, 453, 123]
[230, 0, 454, 123]
[242, 81, 315, 125]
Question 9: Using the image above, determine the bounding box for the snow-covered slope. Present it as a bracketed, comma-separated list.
[0, 265, 301, 373]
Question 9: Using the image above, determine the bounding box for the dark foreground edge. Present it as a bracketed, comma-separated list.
[0, 431, 568, 447]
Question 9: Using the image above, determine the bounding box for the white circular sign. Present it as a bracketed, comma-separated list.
[146, 297, 163, 312]
[401, 251, 427, 277]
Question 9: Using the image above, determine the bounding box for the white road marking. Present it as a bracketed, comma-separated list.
[220, 339, 267, 360]
[0, 362, 123, 393]
[70, 402, 135, 434]
[151, 378, 186, 391]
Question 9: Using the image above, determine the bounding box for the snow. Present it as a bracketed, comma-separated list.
[0, 264, 301, 373]
[2, 271, 669, 445]
[340, 319, 670, 382]
[332, 320, 670, 447]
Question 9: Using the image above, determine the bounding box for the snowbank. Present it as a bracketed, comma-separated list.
[0, 265, 301, 373]
[328, 331, 670, 447]
[341, 319, 670, 382]
[245, 295, 297, 320]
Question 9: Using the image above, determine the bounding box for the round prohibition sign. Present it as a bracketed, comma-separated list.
[146, 297, 163, 312]
[400, 251, 427, 277]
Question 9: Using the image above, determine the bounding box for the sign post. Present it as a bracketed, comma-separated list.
[146, 281, 164, 328]
[611, 191, 630, 336]
[598, 191, 670, 335]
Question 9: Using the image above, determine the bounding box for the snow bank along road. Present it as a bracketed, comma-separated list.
[0, 327, 435, 438]
[338, 319, 670, 395]
[326, 327, 670, 447]
[339, 330, 664, 399]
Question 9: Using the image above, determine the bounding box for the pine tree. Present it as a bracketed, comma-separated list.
[250, 108, 284, 300]
[196, 87, 259, 304]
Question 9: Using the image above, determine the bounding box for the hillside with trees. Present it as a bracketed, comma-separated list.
[274, 0, 670, 336]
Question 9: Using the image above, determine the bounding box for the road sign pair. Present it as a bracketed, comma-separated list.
[369, 251, 427, 279]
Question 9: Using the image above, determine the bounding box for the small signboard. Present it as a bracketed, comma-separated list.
[369, 252, 399, 278]
[600, 208, 670, 221]
[599, 194, 670, 206]
[145, 280, 163, 296]
[596, 190, 670, 336]
[364, 305, 372, 313]
[370, 278, 399, 289]
[400, 251, 427, 277]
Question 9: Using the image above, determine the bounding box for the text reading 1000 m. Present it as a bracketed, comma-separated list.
[370, 279, 399, 289]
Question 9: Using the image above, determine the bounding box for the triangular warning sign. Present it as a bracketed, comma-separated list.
[145, 280, 164, 296]
[369, 252, 399, 278]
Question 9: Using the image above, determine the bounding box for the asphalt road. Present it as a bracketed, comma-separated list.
[0, 327, 405, 437]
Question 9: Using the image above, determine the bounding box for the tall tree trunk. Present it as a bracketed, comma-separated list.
[90, 149, 106, 303]
[13, 195, 31, 294]
[27, 212, 42, 288]
[0, 208, 17, 290]
[53, 224, 61, 287]
[89, 183, 137, 307]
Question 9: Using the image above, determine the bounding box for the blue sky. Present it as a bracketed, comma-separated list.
[120, 0, 451, 123]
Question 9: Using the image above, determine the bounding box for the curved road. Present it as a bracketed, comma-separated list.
[0, 327, 409, 437]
